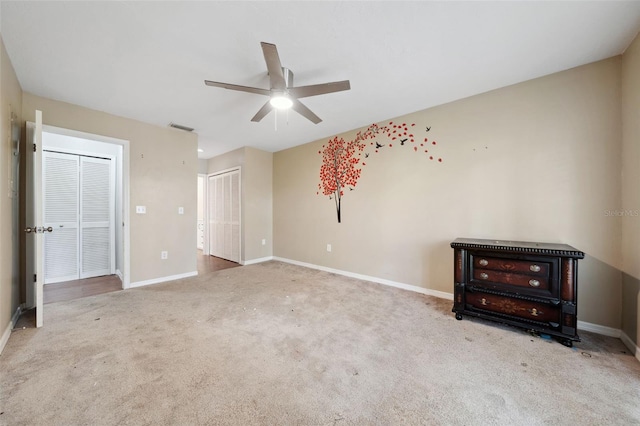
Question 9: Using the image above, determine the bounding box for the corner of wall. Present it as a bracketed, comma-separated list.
[621, 30, 640, 346]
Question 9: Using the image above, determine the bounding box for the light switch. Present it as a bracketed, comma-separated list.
[136, 206, 146, 214]
[178, 207, 184, 215]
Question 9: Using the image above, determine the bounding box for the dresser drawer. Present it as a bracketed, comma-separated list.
[466, 292, 560, 324]
[472, 268, 549, 291]
[472, 256, 549, 277]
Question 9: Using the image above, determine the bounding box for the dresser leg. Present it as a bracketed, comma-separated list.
[561, 339, 573, 348]
[455, 313, 463, 320]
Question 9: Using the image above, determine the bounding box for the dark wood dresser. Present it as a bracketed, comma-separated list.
[451, 238, 584, 347]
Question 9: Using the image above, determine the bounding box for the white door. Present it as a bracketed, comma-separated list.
[42, 153, 115, 282]
[43, 151, 79, 283]
[224, 172, 240, 262]
[208, 169, 240, 262]
[25, 111, 45, 327]
[80, 156, 115, 278]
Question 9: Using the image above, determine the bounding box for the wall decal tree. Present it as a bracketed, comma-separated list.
[317, 134, 366, 223]
[318, 122, 442, 223]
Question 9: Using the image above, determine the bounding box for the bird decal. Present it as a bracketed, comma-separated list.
[400, 138, 407, 145]
[426, 126, 431, 132]
[365, 153, 369, 158]
[375, 142, 385, 149]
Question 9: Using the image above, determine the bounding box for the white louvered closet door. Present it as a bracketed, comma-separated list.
[208, 169, 240, 262]
[214, 176, 225, 258]
[207, 175, 217, 258]
[80, 157, 115, 279]
[226, 171, 240, 262]
[43, 152, 79, 283]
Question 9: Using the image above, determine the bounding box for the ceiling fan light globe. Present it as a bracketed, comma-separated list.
[270, 96, 293, 110]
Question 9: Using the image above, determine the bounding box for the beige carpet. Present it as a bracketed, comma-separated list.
[1, 261, 639, 425]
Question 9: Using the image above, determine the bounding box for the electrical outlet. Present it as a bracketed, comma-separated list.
[327, 244, 332, 252]
[161, 251, 168, 260]
[136, 206, 146, 214]
[178, 207, 184, 215]
[262, 239, 266, 246]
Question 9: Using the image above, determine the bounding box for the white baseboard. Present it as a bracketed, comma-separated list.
[128, 271, 198, 289]
[271, 257, 640, 348]
[577, 320, 621, 338]
[241, 256, 274, 266]
[620, 331, 640, 363]
[0, 306, 23, 355]
[272, 256, 454, 301]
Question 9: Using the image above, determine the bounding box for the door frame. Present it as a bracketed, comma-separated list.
[39, 124, 131, 288]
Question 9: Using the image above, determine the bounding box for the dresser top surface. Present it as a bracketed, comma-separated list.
[451, 237, 584, 258]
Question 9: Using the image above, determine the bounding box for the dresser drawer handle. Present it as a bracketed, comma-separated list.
[480, 298, 489, 306]
[529, 279, 540, 287]
[529, 308, 543, 317]
[479, 259, 489, 266]
[530, 264, 541, 272]
[479, 272, 489, 280]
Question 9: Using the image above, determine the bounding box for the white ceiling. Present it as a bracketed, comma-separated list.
[2, 1, 640, 159]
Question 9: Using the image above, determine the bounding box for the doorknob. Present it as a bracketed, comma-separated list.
[24, 226, 53, 234]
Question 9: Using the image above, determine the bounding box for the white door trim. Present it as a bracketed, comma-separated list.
[40, 124, 131, 289]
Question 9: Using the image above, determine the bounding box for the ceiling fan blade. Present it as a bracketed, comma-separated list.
[251, 100, 273, 122]
[204, 80, 270, 96]
[261, 42, 286, 90]
[288, 80, 351, 99]
[291, 99, 322, 124]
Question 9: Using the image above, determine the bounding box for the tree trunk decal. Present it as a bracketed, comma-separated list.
[318, 122, 443, 223]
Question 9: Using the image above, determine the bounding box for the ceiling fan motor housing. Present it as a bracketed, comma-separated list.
[281, 67, 294, 89]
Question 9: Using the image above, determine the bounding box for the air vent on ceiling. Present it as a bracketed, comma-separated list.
[168, 122, 195, 132]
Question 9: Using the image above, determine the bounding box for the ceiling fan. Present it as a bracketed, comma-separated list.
[205, 42, 351, 124]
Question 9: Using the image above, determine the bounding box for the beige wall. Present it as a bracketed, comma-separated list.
[243, 147, 273, 260]
[207, 147, 273, 263]
[22, 93, 198, 284]
[274, 57, 624, 328]
[621, 31, 640, 346]
[0, 34, 22, 346]
[208, 147, 244, 175]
